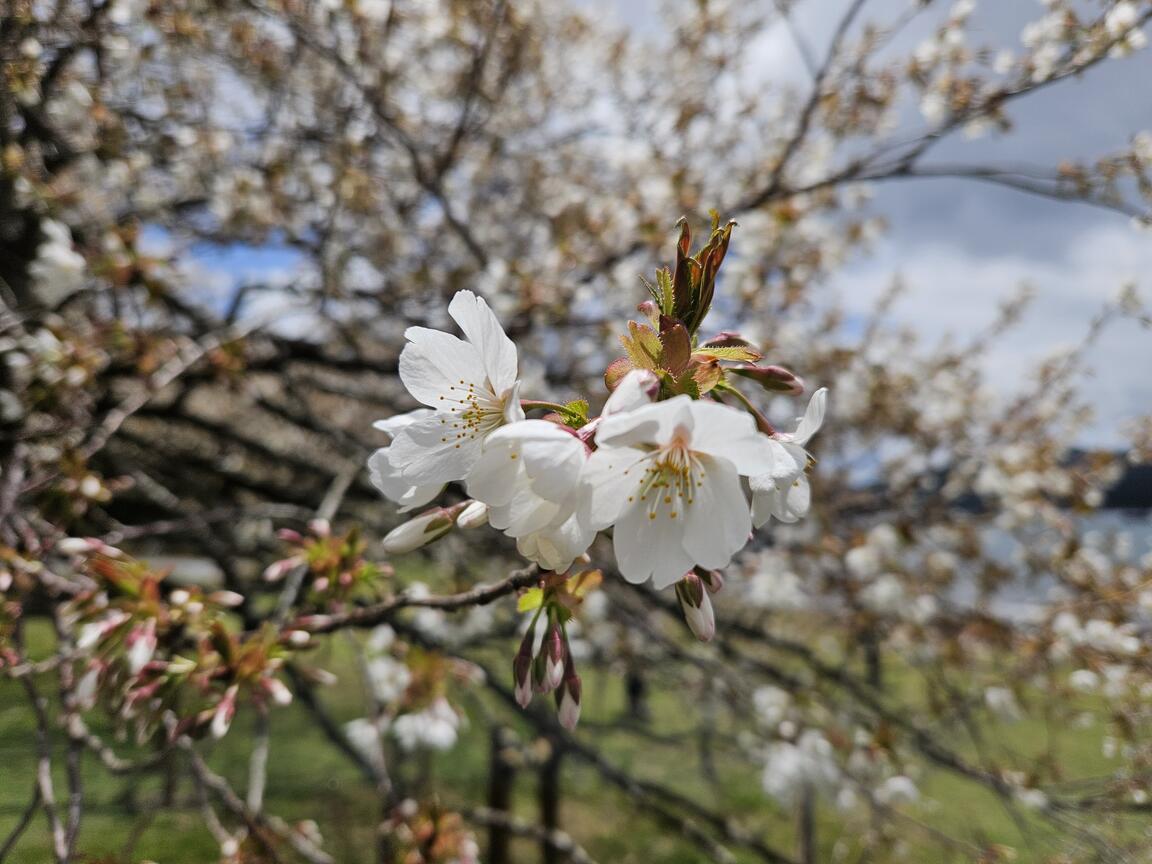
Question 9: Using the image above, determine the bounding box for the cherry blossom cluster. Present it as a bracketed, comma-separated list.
[369, 220, 827, 726]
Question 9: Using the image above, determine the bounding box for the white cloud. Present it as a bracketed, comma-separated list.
[833, 221, 1152, 447]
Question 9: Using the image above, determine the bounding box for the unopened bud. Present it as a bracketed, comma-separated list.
[513, 652, 534, 708]
[730, 364, 804, 396]
[211, 685, 239, 739]
[381, 508, 456, 554]
[296, 614, 334, 631]
[208, 590, 245, 608]
[676, 574, 715, 642]
[697, 568, 725, 595]
[456, 500, 489, 530]
[57, 537, 95, 556]
[126, 618, 157, 674]
[57, 537, 122, 557]
[542, 625, 567, 693]
[263, 557, 299, 583]
[264, 677, 293, 707]
[556, 668, 582, 730]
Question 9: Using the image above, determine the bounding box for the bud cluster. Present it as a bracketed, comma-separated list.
[264, 519, 393, 610]
[61, 540, 300, 742]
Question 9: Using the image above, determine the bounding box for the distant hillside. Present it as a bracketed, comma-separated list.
[1104, 462, 1152, 509]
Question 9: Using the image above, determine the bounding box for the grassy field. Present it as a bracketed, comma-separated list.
[0, 613, 1137, 864]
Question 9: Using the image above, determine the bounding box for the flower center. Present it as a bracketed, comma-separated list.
[627, 426, 705, 521]
[437, 379, 505, 445]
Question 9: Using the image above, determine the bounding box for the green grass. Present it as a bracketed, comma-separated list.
[0, 613, 1141, 864]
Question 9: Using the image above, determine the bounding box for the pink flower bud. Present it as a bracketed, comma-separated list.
[296, 615, 334, 631]
[264, 677, 293, 707]
[211, 685, 239, 739]
[541, 626, 566, 693]
[262, 557, 299, 583]
[513, 652, 533, 708]
[556, 672, 582, 730]
[125, 618, 157, 674]
[77, 610, 130, 650]
[208, 590, 245, 608]
[698, 568, 725, 594]
[729, 364, 805, 395]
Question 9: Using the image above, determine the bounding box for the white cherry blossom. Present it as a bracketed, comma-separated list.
[584, 396, 780, 588]
[368, 409, 443, 511]
[384, 290, 524, 486]
[750, 388, 828, 527]
[467, 419, 594, 573]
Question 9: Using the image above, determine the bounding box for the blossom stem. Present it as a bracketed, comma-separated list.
[520, 399, 569, 413]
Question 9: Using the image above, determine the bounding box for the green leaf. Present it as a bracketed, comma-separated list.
[655, 267, 675, 315]
[557, 399, 590, 429]
[620, 321, 663, 371]
[517, 587, 544, 613]
[692, 360, 724, 395]
[693, 345, 762, 363]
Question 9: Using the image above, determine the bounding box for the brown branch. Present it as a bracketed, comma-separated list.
[302, 565, 541, 634]
[182, 741, 335, 864]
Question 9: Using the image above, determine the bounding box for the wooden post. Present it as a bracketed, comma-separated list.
[798, 782, 816, 864]
[487, 726, 518, 864]
[539, 736, 563, 864]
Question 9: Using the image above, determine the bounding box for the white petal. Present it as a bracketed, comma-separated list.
[502, 380, 526, 423]
[399, 327, 484, 407]
[503, 490, 565, 536]
[448, 290, 519, 395]
[516, 510, 595, 573]
[595, 396, 694, 449]
[388, 414, 484, 484]
[603, 369, 659, 416]
[793, 388, 828, 446]
[368, 447, 443, 511]
[614, 498, 695, 588]
[776, 475, 811, 523]
[515, 424, 586, 502]
[372, 408, 435, 438]
[466, 435, 523, 507]
[688, 401, 780, 477]
[750, 485, 779, 529]
[583, 446, 650, 530]
[681, 455, 750, 570]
